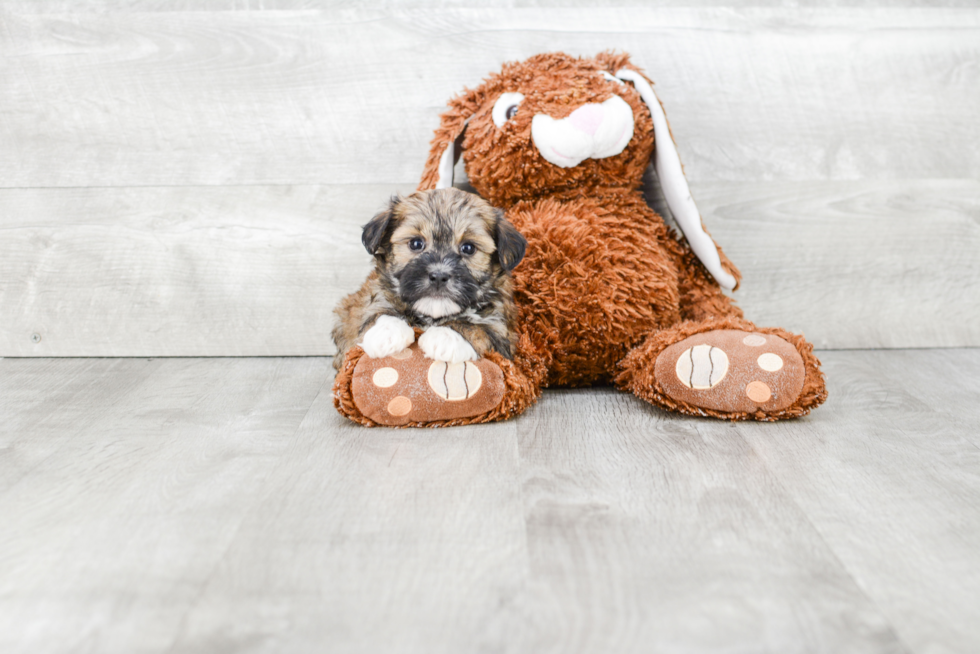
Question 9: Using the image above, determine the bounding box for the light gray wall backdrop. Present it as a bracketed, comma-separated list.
[1, 3, 978, 356]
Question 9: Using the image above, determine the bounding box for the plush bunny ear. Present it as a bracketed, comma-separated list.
[434, 128, 466, 189]
[615, 69, 738, 292]
[418, 85, 490, 191]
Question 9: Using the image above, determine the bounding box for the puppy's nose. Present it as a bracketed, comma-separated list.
[428, 270, 452, 287]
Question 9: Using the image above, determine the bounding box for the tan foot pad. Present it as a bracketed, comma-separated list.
[350, 343, 506, 426]
[654, 330, 806, 414]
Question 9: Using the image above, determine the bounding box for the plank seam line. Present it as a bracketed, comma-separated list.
[731, 423, 916, 654]
[0, 358, 165, 500]
[163, 363, 332, 653]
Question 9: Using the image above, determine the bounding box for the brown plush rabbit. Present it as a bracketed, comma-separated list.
[334, 51, 827, 426]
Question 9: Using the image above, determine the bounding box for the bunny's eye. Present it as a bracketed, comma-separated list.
[492, 92, 525, 128]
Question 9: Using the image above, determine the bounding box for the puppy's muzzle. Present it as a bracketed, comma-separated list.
[425, 262, 455, 293]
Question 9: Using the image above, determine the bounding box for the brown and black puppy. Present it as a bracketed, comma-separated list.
[332, 188, 526, 369]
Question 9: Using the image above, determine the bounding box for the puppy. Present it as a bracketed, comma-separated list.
[332, 188, 526, 369]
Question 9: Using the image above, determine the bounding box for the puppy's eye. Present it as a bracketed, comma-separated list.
[409, 237, 425, 251]
[460, 242, 476, 256]
[492, 92, 525, 128]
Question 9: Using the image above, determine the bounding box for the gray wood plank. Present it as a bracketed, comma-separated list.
[5, 1, 977, 13]
[1, 8, 978, 187]
[0, 350, 978, 652]
[0, 356, 331, 654]
[0, 357, 164, 494]
[2, 179, 976, 356]
[0, 184, 403, 356]
[168, 375, 528, 654]
[695, 179, 980, 349]
[736, 349, 980, 654]
[506, 387, 907, 654]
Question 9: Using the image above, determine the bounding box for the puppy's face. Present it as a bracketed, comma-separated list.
[362, 188, 526, 319]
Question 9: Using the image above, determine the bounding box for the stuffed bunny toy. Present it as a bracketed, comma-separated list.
[334, 51, 827, 426]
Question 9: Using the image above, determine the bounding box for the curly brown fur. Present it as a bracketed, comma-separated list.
[335, 51, 826, 425]
[416, 50, 743, 385]
[332, 188, 526, 369]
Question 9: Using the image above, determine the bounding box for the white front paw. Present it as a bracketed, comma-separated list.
[359, 315, 415, 358]
[418, 326, 478, 364]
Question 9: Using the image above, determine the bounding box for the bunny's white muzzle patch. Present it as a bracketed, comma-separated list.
[531, 95, 634, 168]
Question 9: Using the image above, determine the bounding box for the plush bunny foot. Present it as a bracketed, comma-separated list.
[334, 342, 506, 427]
[656, 329, 806, 413]
[617, 319, 827, 421]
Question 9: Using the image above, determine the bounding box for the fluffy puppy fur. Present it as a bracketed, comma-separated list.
[332, 188, 526, 369]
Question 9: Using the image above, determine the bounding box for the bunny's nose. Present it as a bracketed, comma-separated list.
[568, 104, 604, 136]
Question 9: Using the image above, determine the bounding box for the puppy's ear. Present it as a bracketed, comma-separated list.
[494, 210, 527, 272]
[362, 195, 400, 256]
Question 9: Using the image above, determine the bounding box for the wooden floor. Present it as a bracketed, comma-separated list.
[1, 349, 978, 653]
[2, 3, 978, 652]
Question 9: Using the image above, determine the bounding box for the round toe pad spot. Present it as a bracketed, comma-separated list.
[387, 396, 413, 416]
[428, 361, 483, 401]
[372, 367, 399, 387]
[745, 381, 772, 403]
[675, 344, 729, 389]
[757, 353, 784, 372]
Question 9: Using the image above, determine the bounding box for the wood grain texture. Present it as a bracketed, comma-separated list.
[736, 348, 980, 654]
[0, 356, 331, 654]
[508, 386, 906, 654]
[170, 380, 527, 654]
[0, 357, 163, 494]
[2, 349, 979, 652]
[2, 179, 976, 356]
[694, 179, 980, 349]
[1, 8, 979, 187]
[5, 1, 977, 12]
[0, 184, 408, 356]
[2, 6, 978, 356]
